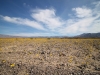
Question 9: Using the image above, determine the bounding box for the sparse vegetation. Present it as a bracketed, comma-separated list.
[0, 38, 100, 75]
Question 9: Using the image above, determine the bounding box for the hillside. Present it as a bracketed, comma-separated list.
[76, 33, 100, 38]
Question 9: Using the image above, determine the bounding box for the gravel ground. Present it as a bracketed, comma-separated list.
[0, 38, 100, 75]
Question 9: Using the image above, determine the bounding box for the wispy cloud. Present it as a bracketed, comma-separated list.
[31, 8, 64, 30]
[59, 17, 95, 35]
[0, 15, 45, 30]
[59, 1, 100, 35]
[72, 7, 92, 18]
[23, 2, 30, 8]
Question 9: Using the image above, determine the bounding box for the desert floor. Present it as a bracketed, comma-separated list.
[0, 38, 100, 75]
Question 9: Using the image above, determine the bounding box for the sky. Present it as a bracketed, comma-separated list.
[0, 0, 100, 36]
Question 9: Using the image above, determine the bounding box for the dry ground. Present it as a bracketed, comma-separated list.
[0, 38, 100, 75]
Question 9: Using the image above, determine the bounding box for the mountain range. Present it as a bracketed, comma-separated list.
[75, 33, 100, 38]
[0, 33, 100, 38]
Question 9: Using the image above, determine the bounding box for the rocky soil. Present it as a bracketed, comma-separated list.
[0, 38, 100, 75]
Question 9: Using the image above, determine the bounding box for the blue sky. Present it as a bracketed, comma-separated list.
[0, 0, 100, 36]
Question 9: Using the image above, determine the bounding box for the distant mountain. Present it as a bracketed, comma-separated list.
[0, 34, 21, 38]
[0, 33, 100, 38]
[0, 34, 12, 38]
[75, 33, 100, 38]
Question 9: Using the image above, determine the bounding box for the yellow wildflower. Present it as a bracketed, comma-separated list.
[10, 63, 15, 67]
[2, 60, 6, 63]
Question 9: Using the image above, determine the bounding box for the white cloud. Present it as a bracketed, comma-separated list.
[0, 8, 64, 31]
[59, 2, 100, 35]
[87, 19, 100, 33]
[72, 7, 92, 18]
[0, 15, 45, 30]
[59, 17, 95, 34]
[31, 8, 64, 30]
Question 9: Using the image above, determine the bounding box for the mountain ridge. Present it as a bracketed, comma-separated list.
[75, 32, 100, 38]
[0, 33, 100, 38]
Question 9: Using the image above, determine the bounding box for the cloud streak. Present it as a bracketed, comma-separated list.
[0, 15, 45, 30]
